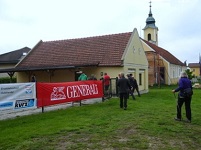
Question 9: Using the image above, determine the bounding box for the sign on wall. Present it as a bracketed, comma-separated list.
[0, 83, 37, 110]
[37, 80, 103, 107]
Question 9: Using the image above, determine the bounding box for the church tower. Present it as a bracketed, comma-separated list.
[143, 1, 158, 46]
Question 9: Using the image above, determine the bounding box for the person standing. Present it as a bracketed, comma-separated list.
[127, 74, 135, 100]
[117, 72, 131, 110]
[130, 74, 141, 97]
[103, 73, 111, 97]
[78, 71, 88, 81]
[31, 74, 36, 82]
[118, 73, 121, 79]
[172, 71, 193, 123]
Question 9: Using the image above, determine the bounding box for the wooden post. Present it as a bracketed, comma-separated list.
[7, 72, 15, 83]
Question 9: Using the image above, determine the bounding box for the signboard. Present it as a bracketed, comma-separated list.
[37, 80, 103, 107]
[0, 83, 37, 110]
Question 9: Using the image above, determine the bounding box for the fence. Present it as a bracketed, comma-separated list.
[102, 77, 118, 99]
[0, 81, 104, 113]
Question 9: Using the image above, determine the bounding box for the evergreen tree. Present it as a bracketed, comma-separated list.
[185, 69, 194, 79]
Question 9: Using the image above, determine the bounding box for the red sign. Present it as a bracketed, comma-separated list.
[36, 81, 103, 107]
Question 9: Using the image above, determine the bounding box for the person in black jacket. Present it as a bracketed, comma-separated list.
[130, 74, 141, 97]
[127, 74, 135, 100]
[117, 72, 131, 110]
[31, 74, 36, 82]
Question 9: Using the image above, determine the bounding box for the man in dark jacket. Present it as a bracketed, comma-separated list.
[130, 74, 141, 97]
[117, 72, 131, 110]
[172, 71, 193, 123]
[127, 74, 135, 100]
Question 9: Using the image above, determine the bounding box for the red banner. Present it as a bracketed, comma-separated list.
[36, 81, 103, 107]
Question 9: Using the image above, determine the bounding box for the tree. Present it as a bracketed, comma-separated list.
[185, 69, 194, 79]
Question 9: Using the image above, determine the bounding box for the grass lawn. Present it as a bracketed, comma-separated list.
[0, 85, 201, 150]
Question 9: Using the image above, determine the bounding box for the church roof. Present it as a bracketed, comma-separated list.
[141, 39, 186, 66]
[188, 63, 200, 68]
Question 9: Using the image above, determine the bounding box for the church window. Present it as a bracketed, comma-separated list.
[148, 33, 151, 41]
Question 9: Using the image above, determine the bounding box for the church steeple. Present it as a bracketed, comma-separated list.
[143, 1, 159, 46]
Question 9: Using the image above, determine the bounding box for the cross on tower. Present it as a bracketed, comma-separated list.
[149, 1, 152, 8]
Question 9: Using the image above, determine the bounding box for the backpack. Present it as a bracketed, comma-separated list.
[183, 88, 193, 98]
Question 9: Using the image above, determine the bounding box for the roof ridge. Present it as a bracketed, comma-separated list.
[44, 32, 132, 43]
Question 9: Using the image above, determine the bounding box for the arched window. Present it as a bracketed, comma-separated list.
[148, 33, 151, 41]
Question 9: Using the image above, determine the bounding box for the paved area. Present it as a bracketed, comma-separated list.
[0, 98, 103, 121]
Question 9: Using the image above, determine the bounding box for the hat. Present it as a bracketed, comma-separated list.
[77, 71, 83, 74]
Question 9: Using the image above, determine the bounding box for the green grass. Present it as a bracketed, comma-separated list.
[0, 86, 201, 150]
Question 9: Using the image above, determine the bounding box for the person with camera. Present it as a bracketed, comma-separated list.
[172, 71, 193, 123]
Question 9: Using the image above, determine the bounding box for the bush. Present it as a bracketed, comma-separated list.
[0, 77, 16, 83]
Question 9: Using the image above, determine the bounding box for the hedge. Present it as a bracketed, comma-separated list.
[0, 77, 17, 83]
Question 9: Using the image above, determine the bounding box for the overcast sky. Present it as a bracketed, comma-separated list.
[0, 0, 200, 64]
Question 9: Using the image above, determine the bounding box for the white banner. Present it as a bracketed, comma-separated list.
[0, 83, 37, 110]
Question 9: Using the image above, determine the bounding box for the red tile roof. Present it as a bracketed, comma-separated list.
[188, 63, 200, 68]
[141, 39, 185, 66]
[16, 32, 132, 69]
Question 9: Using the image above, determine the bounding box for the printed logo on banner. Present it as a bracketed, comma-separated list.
[51, 87, 66, 101]
[15, 99, 35, 109]
[0, 102, 13, 108]
[25, 84, 33, 94]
